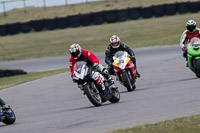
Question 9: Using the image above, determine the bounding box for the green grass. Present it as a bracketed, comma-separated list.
[108, 114, 200, 133]
[0, 69, 68, 90]
[0, 0, 194, 25]
[0, 12, 199, 61]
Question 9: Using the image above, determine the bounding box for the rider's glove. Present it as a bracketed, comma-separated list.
[182, 46, 187, 51]
[108, 61, 112, 67]
[130, 56, 136, 63]
[102, 68, 109, 75]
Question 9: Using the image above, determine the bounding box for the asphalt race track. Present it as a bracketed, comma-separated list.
[0, 45, 200, 133]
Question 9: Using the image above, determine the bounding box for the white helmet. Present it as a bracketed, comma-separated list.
[69, 43, 82, 59]
[186, 20, 196, 33]
[110, 35, 120, 48]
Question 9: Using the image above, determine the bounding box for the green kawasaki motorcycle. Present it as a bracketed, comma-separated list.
[187, 37, 200, 78]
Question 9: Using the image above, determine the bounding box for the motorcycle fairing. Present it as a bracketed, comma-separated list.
[187, 37, 200, 70]
[73, 61, 88, 80]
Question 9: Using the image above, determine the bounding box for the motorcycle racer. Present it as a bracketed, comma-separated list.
[180, 20, 200, 67]
[105, 35, 140, 78]
[69, 43, 114, 92]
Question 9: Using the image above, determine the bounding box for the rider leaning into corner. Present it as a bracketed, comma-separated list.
[0, 98, 10, 110]
[69, 43, 115, 93]
[180, 20, 200, 67]
[105, 35, 141, 78]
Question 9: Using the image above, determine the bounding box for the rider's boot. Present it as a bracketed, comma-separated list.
[92, 71, 109, 94]
[136, 71, 141, 78]
[102, 68, 114, 84]
[134, 64, 140, 78]
[186, 62, 189, 67]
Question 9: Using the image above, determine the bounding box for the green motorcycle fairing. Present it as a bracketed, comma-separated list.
[187, 42, 200, 70]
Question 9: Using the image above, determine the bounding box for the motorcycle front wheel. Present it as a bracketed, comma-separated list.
[109, 87, 120, 103]
[3, 108, 16, 125]
[121, 71, 133, 92]
[195, 59, 200, 78]
[84, 84, 102, 107]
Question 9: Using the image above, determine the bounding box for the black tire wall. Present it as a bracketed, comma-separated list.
[165, 3, 177, 16]
[7, 23, 20, 35]
[81, 13, 92, 26]
[68, 15, 81, 27]
[0, 1, 200, 36]
[153, 4, 165, 17]
[128, 7, 141, 20]
[92, 11, 105, 25]
[0, 69, 27, 78]
[117, 9, 128, 22]
[20, 21, 31, 33]
[177, 2, 189, 14]
[44, 19, 56, 30]
[104, 10, 118, 23]
[0, 25, 7, 36]
[31, 20, 44, 32]
[188, 1, 200, 13]
[141, 6, 153, 19]
[55, 17, 68, 29]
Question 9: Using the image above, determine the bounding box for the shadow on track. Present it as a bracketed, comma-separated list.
[66, 100, 126, 112]
[165, 77, 198, 84]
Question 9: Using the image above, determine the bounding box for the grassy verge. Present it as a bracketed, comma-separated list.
[0, 69, 68, 90]
[0, 0, 195, 25]
[109, 114, 200, 133]
[0, 12, 199, 61]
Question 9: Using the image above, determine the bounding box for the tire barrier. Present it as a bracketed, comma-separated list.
[188, 1, 200, 13]
[0, 25, 7, 36]
[55, 17, 68, 29]
[20, 21, 31, 33]
[68, 15, 81, 28]
[117, 9, 128, 22]
[177, 2, 189, 14]
[153, 4, 165, 17]
[128, 7, 141, 20]
[104, 10, 118, 23]
[0, 69, 27, 78]
[165, 3, 177, 16]
[44, 18, 56, 30]
[141, 6, 153, 19]
[92, 11, 105, 25]
[7, 23, 21, 35]
[80, 13, 92, 26]
[31, 19, 44, 32]
[0, 1, 200, 36]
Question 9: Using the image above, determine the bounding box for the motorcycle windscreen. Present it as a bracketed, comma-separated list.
[113, 51, 129, 69]
[73, 61, 88, 80]
[190, 37, 200, 47]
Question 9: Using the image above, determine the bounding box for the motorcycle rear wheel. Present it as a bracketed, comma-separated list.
[84, 84, 102, 107]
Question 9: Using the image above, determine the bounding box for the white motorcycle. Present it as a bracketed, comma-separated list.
[73, 61, 120, 107]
